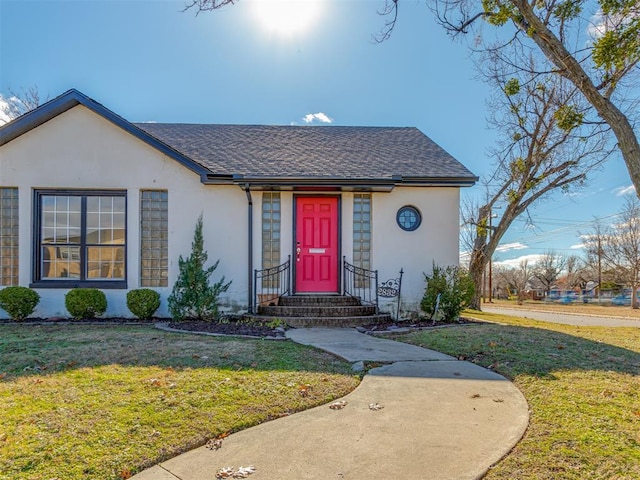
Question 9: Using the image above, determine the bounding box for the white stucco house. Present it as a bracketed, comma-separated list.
[0, 89, 476, 320]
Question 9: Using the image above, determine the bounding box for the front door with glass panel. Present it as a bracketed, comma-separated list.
[294, 196, 339, 293]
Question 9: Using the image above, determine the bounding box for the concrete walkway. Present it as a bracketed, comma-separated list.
[482, 305, 640, 327]
[132, 328, 529, 480]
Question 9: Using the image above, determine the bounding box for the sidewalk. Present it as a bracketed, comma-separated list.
[131, 328, 529, 480]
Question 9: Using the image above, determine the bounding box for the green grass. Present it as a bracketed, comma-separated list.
[0, 324, 359, 480]
[392, 310, 640, 480]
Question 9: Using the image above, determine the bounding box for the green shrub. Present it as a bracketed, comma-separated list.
[65, 288, 107, 320]
[168, 214, 231, 321]
[421, 263, 474, 322]
[127, 289, 161, 319]
[0, 286, 40, 321]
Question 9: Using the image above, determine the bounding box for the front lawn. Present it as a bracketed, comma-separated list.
[0, 324, 359, 480]
[392, 311, 640, 479]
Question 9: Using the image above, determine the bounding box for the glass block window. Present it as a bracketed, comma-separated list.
[353, 193, 371, 287]
[34, 190, 126, 287]
[262, 192, 281, 288]
[0, 188, 19, 286]
[140, 190, 168, 287]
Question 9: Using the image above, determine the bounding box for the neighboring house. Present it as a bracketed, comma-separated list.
[0, 89, 477, 319]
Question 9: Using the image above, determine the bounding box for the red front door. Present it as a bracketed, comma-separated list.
[295, 196, 339, 293]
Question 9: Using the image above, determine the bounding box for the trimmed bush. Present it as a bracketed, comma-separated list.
[127, 289, 160, 320]
[65, 288, 107, 320]
[0, 286, 40, 321]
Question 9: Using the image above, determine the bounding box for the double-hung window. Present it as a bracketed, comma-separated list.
[33, 190, 127, 288]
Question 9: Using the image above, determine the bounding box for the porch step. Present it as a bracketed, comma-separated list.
[247, 314, 393, 329]
[279, 295, 361, 306]
[259, 305, 377, 318]
[251, 295, 389, 328]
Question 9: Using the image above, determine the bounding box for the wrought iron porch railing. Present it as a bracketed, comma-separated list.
[253, 255, 291, 313]
[343, 256, 379, 311]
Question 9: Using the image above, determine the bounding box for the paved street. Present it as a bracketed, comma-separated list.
[481, 306, 640, 327]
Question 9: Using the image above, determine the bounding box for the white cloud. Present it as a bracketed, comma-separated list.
[614, 184, 636, 196]
[588, 7, 639, 40]
[302, 112, 333, 124]
[588, 10, 610, 39]
[494, 254, 545, 269]
[570, 243, 585, 250]
[495, 242, 528, 253]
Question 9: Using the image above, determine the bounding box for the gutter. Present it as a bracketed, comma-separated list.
[204, 174, 478, 189]
[244, 185, 254, 314]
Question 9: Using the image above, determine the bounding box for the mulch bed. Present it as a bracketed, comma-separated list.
[166, 320, 286, 338]
[360, 316, 483, 333]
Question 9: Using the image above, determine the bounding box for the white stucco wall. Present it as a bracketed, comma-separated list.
[257, 189, 461, 316]
[0, 105, 248, 319]
[370, 187, 461, 314]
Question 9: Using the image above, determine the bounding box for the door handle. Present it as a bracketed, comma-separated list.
[296, 242, 301, 262]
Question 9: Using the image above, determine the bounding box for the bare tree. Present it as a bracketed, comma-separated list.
[464, 49, 611, 309]
[564, 255, 588, 290]
[496, 260, 532, 304]
[0, 86, 42, 124]
[533, 250, 566, 296]
[183, 0, 235, 13]
[584, 198, 640, 308]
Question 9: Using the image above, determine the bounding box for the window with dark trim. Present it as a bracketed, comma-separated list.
[140, 190, 168, 287]
[0, 187, 19, 286]
[262, 192, 281, 288]
[396, 205, 421, 231]
[32, 190, 127, 288]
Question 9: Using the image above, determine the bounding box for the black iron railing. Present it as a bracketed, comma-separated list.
[343, 256, 378, 311]
[253, 255, 291, 313]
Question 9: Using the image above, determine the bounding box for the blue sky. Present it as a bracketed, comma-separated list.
[0, 0, 636, 267]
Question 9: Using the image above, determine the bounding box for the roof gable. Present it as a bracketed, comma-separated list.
[0, 89, 211, 178]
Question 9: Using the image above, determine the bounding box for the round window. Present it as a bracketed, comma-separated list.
[396, 205, 422, 231]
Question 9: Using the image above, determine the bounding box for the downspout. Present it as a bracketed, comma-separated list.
[245, 185, 254, 313]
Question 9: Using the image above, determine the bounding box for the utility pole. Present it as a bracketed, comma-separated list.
[597, 235, 602, 304]
[488, 211, 494, 303]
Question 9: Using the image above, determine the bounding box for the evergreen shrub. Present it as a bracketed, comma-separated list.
[126, 289, 161, 319]
[421, 263, 474, 322]
[168, 214, 231, 321]
[0, 286, 40, 321]
[65, 288, 107, 320]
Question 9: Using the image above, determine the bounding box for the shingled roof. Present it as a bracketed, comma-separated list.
[0, 89, 477, 187]
[134, 123, 477, 185]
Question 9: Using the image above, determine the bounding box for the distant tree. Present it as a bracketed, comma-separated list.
[533, 251, 567, 296]
[563, 255, 589, 290]
[496, 260, 533, 305]
[0, 86, 42, 124]
[584, 198, 640, 308]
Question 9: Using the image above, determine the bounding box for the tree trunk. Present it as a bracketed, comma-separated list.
[512, 0, 640, 199]
[468, 247, 486, 310]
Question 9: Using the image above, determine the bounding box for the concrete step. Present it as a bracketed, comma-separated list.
[258, 305, 377, 317]
[279, 295, 361, 307]
[246, 314, 393, 328]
